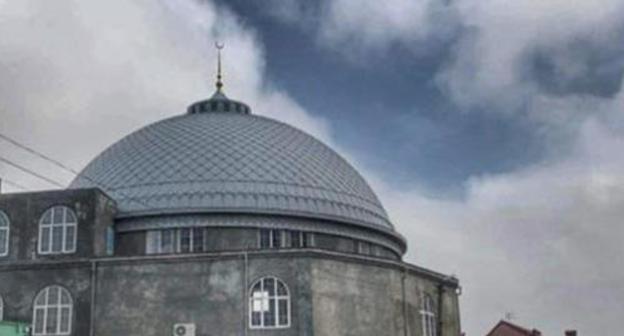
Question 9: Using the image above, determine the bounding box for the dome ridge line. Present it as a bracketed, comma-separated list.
[108, 192, 393, 231]
[101, 177, 385, 209]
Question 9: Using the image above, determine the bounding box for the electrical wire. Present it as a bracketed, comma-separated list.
[0, 155, 65, 188]
[0, 132, 153, 210]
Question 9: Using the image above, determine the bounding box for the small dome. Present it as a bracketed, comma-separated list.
[70, 96, 400, 243]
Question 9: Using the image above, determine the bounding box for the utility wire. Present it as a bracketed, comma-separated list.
[0, 155, 65, 188]
[0, 132, 153, 210]
[0, 133, 82, 175]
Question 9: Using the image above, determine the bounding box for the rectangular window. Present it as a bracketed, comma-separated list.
[105, 227, 115, 256]
[259, 229, 271, 248]
[251, 311, 262, 326]
[358, 241, 371, 255]
[290, 231, 300, 248]
[192, 228, 204, 252]
[264, 299, 276, 327]
[146, 228, 208, 255]
[60, 307, 71, 333]
[302, 232, 314, 248]
[0, 230, 6, 255]
[46, 307, 58, 333]
[179, 228, 191, 253]
[161, 229, 175, 253]
[51, 226, 63, 253]
[34, 308, 45, 334]
[40, 227, 50, 253]
[271, 230, 282, 249]
[146, 231, 160, 254]
[278, 299, 289, 325]
[65, 226, 76, 252]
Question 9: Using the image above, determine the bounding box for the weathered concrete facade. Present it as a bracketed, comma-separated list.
[0, 189, 460, 336]
[0, 86, 461, 335]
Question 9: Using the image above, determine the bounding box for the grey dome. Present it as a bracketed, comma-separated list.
[70, 102, 397, 235]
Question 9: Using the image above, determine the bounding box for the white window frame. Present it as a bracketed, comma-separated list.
[38, 206, 77, 255]
[145, 228, 205, 255]
[288, 231, 314, 248]
[0, 211, 9, 257]
[32, 285, 73, 336]
[420, 293, 437, 336]
[249, 277, 291, 329]
[258, 229, 284, 249]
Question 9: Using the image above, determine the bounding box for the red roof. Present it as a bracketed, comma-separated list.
[486, 320, 542, 336]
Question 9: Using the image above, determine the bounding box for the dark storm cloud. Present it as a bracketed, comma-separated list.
[255, 0, 624, 335]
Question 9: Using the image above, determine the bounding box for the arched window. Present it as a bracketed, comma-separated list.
[32, 286, 73, 336]
[38, 206, 77, 254]
[249, 277, 290, 329]
[0, 211, 9, 257]
[420, 293, 437, 336]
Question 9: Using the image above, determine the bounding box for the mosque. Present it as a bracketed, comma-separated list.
[0, 48, 461, 336]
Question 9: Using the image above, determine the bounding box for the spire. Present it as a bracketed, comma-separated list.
[186, 43, 251, 114]
[215, 42, 224, 92]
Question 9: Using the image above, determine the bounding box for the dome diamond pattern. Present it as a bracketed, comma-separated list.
[70, 112, 394, 231]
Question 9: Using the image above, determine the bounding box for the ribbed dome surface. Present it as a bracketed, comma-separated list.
[70, 112, 394, 231]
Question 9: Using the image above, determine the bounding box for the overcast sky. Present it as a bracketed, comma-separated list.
[1, 1, 624, 335]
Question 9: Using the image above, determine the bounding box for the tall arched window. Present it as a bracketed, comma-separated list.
[32, 286, 73, 336]
[38, 206, 77, 254]
[249, 277, 290, 329]
[420, 293, 437, 336]
[0, 211, 9, 257]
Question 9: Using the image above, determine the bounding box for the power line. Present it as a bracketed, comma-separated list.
[0, 132, 153, 210]
[0, 155, 65, 188]
[0, 133, 82, 175]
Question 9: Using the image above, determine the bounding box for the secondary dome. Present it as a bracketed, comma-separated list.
[69, 92, 397, 237]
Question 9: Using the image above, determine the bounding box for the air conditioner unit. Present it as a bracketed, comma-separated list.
[173, 323, 196, 336]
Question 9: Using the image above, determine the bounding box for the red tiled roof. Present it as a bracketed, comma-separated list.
[486, 320, 542, 336]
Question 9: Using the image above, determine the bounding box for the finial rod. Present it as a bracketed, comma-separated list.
[215, 42, 224, 92]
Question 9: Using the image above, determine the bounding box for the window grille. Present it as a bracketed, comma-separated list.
[249, 277, 290, 329]
[38, 206, 77, 255]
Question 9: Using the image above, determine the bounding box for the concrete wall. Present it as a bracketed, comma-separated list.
[93, 253, 313, 336]
[0, 262, 92, 335]
[0, 188, 116, 263]
[0, 250, 459, 336]
[0, 189, 459, 336]
[310, 257, 461, 336]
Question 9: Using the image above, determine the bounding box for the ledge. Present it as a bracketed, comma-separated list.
[0, 249, 459, 287]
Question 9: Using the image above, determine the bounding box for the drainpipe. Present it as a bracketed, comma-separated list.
[401, 266, 408, 336]
[243, 250, 248, 336]
[437, 283, 444, 336]
[89, 260, 98, 336]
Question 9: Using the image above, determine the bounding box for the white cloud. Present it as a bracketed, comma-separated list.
[2, 1, 624, 335]
[438, 0, 624, 111]
[0, 0, 332, 191]
[299, 0, 624, 334]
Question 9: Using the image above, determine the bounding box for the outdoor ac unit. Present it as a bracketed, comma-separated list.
[173, 323, 196, 336]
